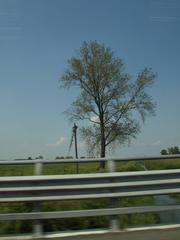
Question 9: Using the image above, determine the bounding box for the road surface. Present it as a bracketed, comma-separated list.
[36, 228, 180, 240]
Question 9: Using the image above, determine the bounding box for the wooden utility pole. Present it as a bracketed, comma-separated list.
[73, 123, 79, 173]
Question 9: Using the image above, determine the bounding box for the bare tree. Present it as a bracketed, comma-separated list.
[60, 41, 156, 168]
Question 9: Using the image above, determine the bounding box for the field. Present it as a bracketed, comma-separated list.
[0, 158, 180, 235]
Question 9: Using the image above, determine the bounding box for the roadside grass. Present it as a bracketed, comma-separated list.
[141, 158, 180, 170]
[0, 164, 34, 176]
[1, 158, 180, 176]
[175, 194, 180, 201]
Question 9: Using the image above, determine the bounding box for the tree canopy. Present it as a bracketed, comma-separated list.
[60, 41, 156, 166]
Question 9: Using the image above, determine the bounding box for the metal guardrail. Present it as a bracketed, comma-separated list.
[0, 155, 180, 238]
[1, 169, 180, 202]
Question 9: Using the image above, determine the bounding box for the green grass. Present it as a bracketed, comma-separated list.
[0, 164, 34, 176]
[0, 160, 145, 177]
[0, 162, 105, 176]
[141, 158, 180, 170]
[1, 158, 180, 176]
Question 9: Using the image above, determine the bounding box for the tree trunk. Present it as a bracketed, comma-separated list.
[100, 120, 106, 169]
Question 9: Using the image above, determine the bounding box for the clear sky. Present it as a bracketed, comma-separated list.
[0, 0, 180, 160]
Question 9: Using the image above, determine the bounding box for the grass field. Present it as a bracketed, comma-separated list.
[0, 158, 179, 234]
[1, 158, 180, 176]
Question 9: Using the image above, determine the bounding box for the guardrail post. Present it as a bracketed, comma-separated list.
[33, 210, 43, 237]
[109, 214, 119, 232]
[107, 160, 119, 232]
[33, 161, 43, 237]
[34, 161, 43, 175]
[107, 159, 115, 173]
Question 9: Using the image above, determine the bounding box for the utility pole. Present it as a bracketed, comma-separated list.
[73, 123, 79, 173]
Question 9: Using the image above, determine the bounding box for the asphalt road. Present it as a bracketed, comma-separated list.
[37, 228, 180, 240]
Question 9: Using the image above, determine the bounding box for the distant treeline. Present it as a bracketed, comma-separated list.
[161, 146, 180, 155]
[23, 156, 87, 160]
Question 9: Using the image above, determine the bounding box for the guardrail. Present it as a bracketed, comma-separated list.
[0, 155, 180, 238]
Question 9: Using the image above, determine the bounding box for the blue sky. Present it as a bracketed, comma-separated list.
[0, 0, 179, 159]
